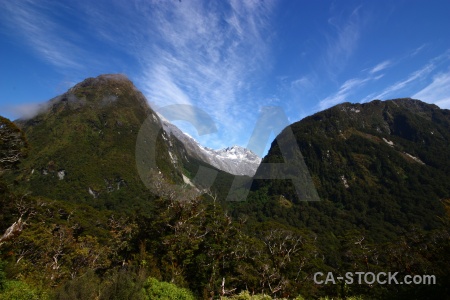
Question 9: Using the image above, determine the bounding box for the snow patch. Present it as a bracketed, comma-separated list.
[382, 138, 394, 147]
[57, 169, 66, 180]
[404, 153, 425, 165]
[182, 174, 196, 188]
[168, 150, 177, 165]
[88, 187, 99, 198]
[340, 175, 349, 189]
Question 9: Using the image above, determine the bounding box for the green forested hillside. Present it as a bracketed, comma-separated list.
[245, 99, 450, 239]
[229, 99, 450, 297]
[8, 75, 183, 213]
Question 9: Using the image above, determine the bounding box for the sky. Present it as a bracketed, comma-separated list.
[1, 0, 450, 156]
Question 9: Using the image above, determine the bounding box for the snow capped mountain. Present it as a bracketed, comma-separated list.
[201, 145, 261, 176]
[160, 118, 261, 176]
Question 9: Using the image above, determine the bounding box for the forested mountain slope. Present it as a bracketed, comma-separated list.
[244, 99, 450, 241]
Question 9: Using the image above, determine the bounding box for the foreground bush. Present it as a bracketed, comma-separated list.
[52, 270, 194, 300]
[144, 277, 195, 300]
[0, 280, 49, 300]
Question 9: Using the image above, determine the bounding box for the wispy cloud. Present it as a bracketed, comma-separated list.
[292, 6, 367, 114]
[413, 72, 450, 108]
[373, 63, 435, 100]
[324, 6, 363, 75]
[410, 44, 427, 57]
[128, 0, 276, 149]
[319, 76, 371, 110]
[371, 51, 450, 100]
[369, 60, 391, 74]
[291, 76, 313, 90]
[0, 102, 51, 120]
[0, 1, 84, 69]
[359, 92, 377, 104]
[318, 58, 390, 109]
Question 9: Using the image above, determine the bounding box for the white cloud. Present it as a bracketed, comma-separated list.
[359, 92, 377, 104]
[291, 76, 313, 89]
[372, 60, 437, 100]
[325, 6, 363, 74]
[0, 1, 84, 69]
[369, 60, 391, 74]
[410, 44, 427, 57]
[360, 50, 450, 104]
[0, 102, 51, 120]
[319, 76, 371, 110]
[127, 0, 276, 149]
[413, 72, 450, 109]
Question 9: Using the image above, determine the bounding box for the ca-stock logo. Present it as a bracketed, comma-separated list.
[314, 272, 436, 285]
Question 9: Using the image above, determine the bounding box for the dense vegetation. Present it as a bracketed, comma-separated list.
[241, 99, 450, 240]
[1, 76, 449, 299]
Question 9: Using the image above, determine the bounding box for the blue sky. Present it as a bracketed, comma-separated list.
[1, 0, 450, 156]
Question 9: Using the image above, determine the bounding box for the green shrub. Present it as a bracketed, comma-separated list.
[99, 268, 147, 300]
[0, 280, 49, 300]
[52, 270, 100, 300]
[144, 277, 194, 300]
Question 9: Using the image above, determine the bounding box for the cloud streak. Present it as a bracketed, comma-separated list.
[371, 51, 450, 100]
[131, 0, 276, 148]
[319, 76, 372, 110]
[0, 102, 51, 120]
[370, 60, 391, 74]
[324, 6, 363, 76]
[413, 72, 450, 108]
[373, 63, 435, 100]
[0, 1, 84, 69]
